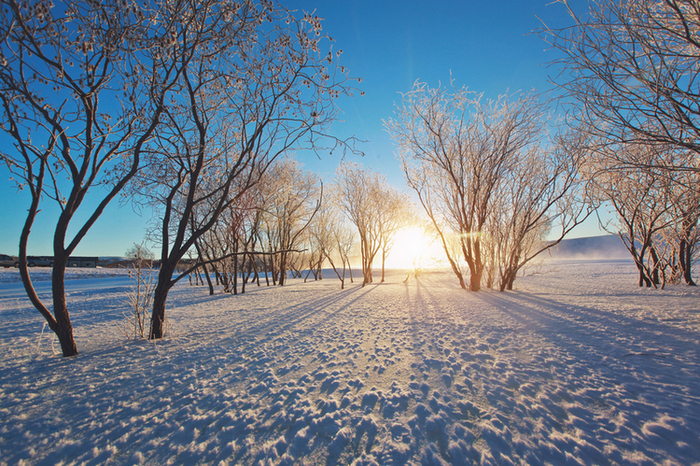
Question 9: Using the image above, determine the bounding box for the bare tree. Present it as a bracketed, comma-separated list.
[134, 2, 354, 339]
[259, 157, 322, 286]
[0, 0, 185, 356]
[542, 0, 700, 285]
[121, 243, 155, 340]
[335, 162, 405, 286]
[309, 191, 355, 289]
[542, 0, 700, 170]
[488, 130, 592, 290]
[585, 141, 698, 287]
[377, 190, 411, 282]
[666, 170, 700, 285]
[388, 84, 581, 291]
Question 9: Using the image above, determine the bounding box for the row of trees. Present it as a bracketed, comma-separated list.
[585, 144, 699, 287]
[380, 0, 699, 293]
[181, 158, 412, 296]
[542, 0, 700, 287]
[0, 0, 357, 356]
[4, 0, 699, 357]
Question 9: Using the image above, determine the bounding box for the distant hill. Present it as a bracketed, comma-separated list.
[547, 235, 629, 260]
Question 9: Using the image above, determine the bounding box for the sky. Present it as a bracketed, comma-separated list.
[0, 0, 605, 258]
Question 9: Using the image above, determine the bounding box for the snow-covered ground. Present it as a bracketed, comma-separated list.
[1, 260, 699, 465]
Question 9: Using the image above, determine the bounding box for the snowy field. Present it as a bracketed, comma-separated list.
[1, 260, 699, 465]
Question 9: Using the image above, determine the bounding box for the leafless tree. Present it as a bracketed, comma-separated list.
[308, 191, 355, 289]
[0, 0, 185, 356]
[130, 2, 355, 339]
[335, 162, 406, 286]
[542, 0, 700, 171]
[585, 141, 698, 287]
[121, 243, 155, 340]
[376, 190, 411, 282]
[488, 130, 592, 290]
[259, 157, 322, 286]
[388, 83, 591, 291]
[542, 0, 700, 284]
[666, 170, 700, 285]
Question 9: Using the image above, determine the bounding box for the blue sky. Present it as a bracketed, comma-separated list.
[0, 0, 603, 258]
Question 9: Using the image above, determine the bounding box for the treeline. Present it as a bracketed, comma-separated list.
[1, 0, 357, 355]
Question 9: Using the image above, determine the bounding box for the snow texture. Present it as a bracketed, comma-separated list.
[1, 260, 699, 465]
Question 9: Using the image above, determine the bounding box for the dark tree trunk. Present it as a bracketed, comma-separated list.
[232, 241, 239, 295]
[278, 251, 287, 286]
[499, 269, 516, 291]
[51, 254, 78, 357]
[469, 269, 482, 292]
[201, 262, 214, 295]
[679, 238, 697, 286]
[637, 264, 652, 287]
[270, 255, 277, 285]
[240, 251, 247, 295]
[251, 255, 261, 286]
[150, 260, 177, 340]
[649, 247, 661, 286]
[263, 256, 270, 286]
[17, 194, 78, 357]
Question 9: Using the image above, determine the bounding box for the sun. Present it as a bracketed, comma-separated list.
[384, 226, 442, 270]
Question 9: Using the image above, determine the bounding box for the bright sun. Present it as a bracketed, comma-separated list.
[384, 226, 442, 270]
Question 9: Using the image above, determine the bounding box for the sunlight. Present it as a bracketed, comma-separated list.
[384, 226, 443, 270]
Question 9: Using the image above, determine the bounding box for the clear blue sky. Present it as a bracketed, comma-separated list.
[0, 0, 602, 258]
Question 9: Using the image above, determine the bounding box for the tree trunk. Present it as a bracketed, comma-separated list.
[381, 249, 386, 283]
[18, 198, 79, 357]
[194, 241, 215, 295]
[51, 254, 79, 357]
[649, 247, 661, 286]
[278, 251, 287, 286]
[270, 255, 277, 285]
[469, 269, 482, 292]
[680, 238, 697, 286]
[150, 287, 167, 340]
[150, 260, 176, 340]
[499, 269, 516, 291]
[240, 251, 247, 295]
[201, 262, 214, 295]
[232, 242, 239, 295]
[636, 262, 652, 287]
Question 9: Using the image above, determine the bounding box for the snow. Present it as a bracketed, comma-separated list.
[1, 260, 699, 465]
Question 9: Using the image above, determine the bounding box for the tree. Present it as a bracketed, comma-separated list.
[133, 2, 354, 339]
[308, 191, 355, 289]
[376, 189, 411, 282]
[335, 162, 406, 286]
[543, 0, 700, 171]
[488, 130, 591, 290]
[666, 168, 700, 285]
[259, 157, 322, 286]
[0, 0, 183, 356]
[388, 82, 590, 291]
[122, 243, 155, 340]
[585, 141, 698, 287]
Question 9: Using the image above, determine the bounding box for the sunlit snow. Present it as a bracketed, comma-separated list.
[1, 259, 699, 465]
